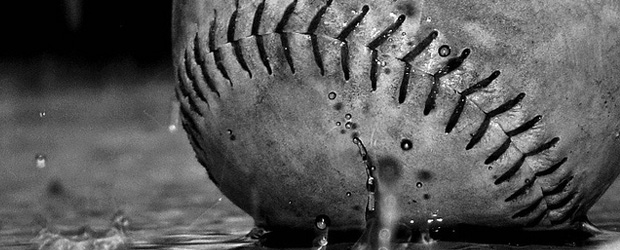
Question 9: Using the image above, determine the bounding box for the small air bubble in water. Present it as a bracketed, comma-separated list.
[336, 122, 342, 126]
[345, 122, 353, 129]
[345, 114, 352, 120]
[39, 111, 46, 118]
[328, 92, 337, 100]
[168, 100, 180, 133]
[416, 182, 423, 188]
[35, 154, 47, 169]
[346, 192, 352, 197]
[315, 215, 330, 230]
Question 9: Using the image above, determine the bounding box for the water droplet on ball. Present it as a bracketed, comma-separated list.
[438, 45, 451, 57]
[315, 215, 330, 230]
[400, 139, 413, 150]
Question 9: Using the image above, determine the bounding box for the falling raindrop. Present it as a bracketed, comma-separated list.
[315, 215, 330, 230]
[168, 100, 180, 133]
[35, 154, 47, 169]
[400, 139, 413, 151]
[328, 92, 337, 100]
[438, 45, 451, 57]
[345, 113, 352, 120]
[416, 182, 423, 188]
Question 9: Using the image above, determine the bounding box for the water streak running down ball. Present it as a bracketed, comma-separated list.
[172, 0, 620, 246]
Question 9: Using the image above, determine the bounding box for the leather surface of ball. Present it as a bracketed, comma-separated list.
[172, 0, 620, 234]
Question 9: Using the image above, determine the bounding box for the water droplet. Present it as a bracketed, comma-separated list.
[345, 114, 352, 120]
[346, 192, 352, 197]
[438, 45, 451, 57]
[168, 100, 180, 133]
[39, 111, 46, 118]
[416, 182, 423, 188]
[315, 215, 330, 230]
[328, 92, 337, 100]
[35, 154, 47, 169]
[345, 122, 353, 129]
[400, 139, 413, 151]
[226, 130, 236, 140]
[336, 122, 341, 126]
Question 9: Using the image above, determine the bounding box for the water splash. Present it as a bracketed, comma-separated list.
[32, 211, 130, 250]
[313, 215, 330, 250]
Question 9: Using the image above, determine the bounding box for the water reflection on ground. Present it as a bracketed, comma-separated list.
[1, 73, 619, 249]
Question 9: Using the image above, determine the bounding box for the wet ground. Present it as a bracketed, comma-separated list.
[1, 59, 619, 249]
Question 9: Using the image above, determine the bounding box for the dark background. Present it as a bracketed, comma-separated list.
[0, 0, 174, 91]
[0, 0, 172, 64]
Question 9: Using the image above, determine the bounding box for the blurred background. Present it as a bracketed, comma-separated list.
[0, 0, 172, 90]
[0, 1, 252, 248]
